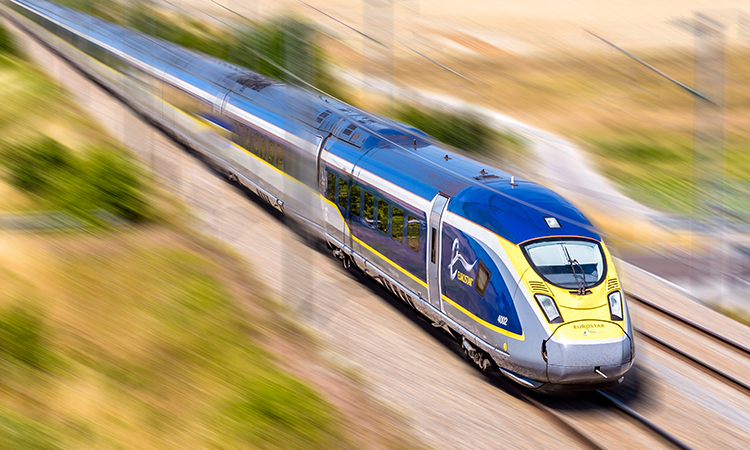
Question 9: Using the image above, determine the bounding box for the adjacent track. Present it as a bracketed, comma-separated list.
[626, 292, 750, 395]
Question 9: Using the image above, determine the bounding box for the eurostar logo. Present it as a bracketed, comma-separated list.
[449, 238, 476, 287]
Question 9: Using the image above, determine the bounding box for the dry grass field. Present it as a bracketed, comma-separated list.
[0, 30, 426, 450]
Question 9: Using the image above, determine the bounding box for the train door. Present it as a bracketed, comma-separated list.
[209, 90, 232, 162]
[212, 90, 231, 114]
[427, 193, 450, 310]
[345, 166, 362, 252]
[320, 139, 348, 248]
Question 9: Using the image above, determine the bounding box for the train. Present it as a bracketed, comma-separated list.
[2, 0, 634, 391]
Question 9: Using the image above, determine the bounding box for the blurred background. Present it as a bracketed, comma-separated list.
[2, 0, 750, 448]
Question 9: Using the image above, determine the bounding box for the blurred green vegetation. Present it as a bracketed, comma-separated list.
[0, 302, 56, 373]
[711, 303, 750, 328]
[0, 20, 19, 57]
[0, 138, 151, 225]
[50, 241, 346, 449]
[0, 59, 67, 135]
[0, 233, 351, 449]
[227, 373, 341, 450]
[586, 131, 750, 217]
[0, 408, 61, 450]
[586, 133, 695, 215]
[395, 103, 525, 157]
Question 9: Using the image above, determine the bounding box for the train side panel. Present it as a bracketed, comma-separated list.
[441, 212, 552, 380]
[321, 140, 431, 303]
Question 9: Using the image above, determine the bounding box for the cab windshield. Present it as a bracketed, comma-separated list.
[522, 239, 605, 290]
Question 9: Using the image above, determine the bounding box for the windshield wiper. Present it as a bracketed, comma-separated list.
[562, 245, 586, 295]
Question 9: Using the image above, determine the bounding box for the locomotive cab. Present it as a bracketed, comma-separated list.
[441, 180, 634, 390]
[520, 237, 634, 386]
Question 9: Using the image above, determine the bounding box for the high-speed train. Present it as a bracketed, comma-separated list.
[2, 0, 634, 390]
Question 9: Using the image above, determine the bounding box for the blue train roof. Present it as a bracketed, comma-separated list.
[315, 100, 600, 245]
[357, 140, 510, 200]
[448, 180, 600, 244]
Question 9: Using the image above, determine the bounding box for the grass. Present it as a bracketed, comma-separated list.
[394, 103, 525, 158]
[0, 18, 427, 450]
[46, 234, 345, 449]
[0, 53, 162, 226]
[710, 303, 750, 328]
[0, 407, 61, 450]
[584, 129, 750, 218]
[0, 231, 350, 449]
[0, 137, 152, 225]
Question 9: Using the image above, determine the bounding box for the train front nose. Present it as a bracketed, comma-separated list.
[544, 322, 634, 384]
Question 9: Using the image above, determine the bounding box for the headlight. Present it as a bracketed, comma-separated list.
[608, 290, 623, 321]
[534, 294, 563, 324]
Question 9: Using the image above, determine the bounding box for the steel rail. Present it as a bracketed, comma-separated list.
[596, 391, 695, 450]
[635, 329, 750, 393]
[626, 292, 750, 357]
[485, 375, 605, 450]
[627, 292, 750, 393]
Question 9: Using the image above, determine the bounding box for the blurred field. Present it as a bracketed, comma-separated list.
[0, 24, 425, 450]
[385, 47, 750, 218]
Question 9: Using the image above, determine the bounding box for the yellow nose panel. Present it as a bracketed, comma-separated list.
[552, 320, 624, 341]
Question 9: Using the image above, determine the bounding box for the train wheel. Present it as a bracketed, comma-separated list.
[341, 255, 352, 271]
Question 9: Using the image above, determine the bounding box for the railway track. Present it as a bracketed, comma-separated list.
[501, 291, 750, 450]
[627, 292, 750, 395]
[589, 292, 750, 449]
[527, 387, 693, 450]
[477, 369, 693, 450]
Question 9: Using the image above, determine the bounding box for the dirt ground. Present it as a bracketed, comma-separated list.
[186, 0, 750, 55]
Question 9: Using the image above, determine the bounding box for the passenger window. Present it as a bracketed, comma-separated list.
[364, 192, 375, 226]
[377, 198, 389, 233]
[240, 126, 248, 148]
[338, 177, 348, 210]
[252, 132, 260, 155]
[243, 127, 251, 149]
[230, 120, 239, 143]
[475, 259, 491, 297]
[275, 145, 283, 170]
[267, 141, 276, 164]
[350, 185, 361, 217]
[392, 206, 404, 242]
[430, 227, 437, 263]
[407, 215, 420, 253]
[326, 172, 336, 202]
[260, 136, 267, 160]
